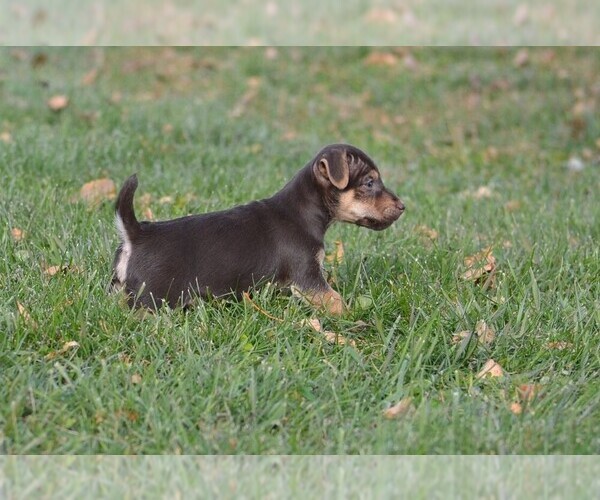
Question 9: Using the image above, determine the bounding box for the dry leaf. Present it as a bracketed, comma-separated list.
[45, 340, 80, 360]
[383, 397, 414, 419]
[462, 247, 497, 286]
[325, 240, 344, 264]
[365, 8, 397, 24]
[510, 402, 523, 415]
[229, 77, 261, 118]
[475, 320, 496, 346]
[47, 95, 69, 112]
[81, 68, 99, 86]
[304, 318, 356, 347]
[1, 131, 12, 143]
[472, 186, 493, 199]
[513, 49, 529, 68]
[504, 200, 521, 212]
[17, 302, 37, 329]
[476, 359, 504, 379]
[546, 341, 573, 350]
[513, 4, 529, 26]
[11, 227, 25, 242]
[451, 330, 472, 345]
[159, 196, 173, 204]
[365, 52, 398, 67]
[79, 178, 116, 205]
[517, 383, 542, 403]
[44, 264, 81, 276]
[322, 330, 356, 347]
[131, 373, 142, 384]
[416, 225, 438, 240]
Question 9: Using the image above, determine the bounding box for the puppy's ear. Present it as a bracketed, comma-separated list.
[313, 147, 349, 190]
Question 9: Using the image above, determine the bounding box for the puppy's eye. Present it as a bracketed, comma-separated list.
[365, 179, 374, 188]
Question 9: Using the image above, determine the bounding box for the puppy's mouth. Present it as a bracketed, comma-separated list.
[356, 205, 404, 231]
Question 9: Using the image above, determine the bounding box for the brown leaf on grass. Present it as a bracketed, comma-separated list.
[517, 383, 542, 403]
[475, 320, 496, 346]
[383, 397, 414, 419]
[476, 359, 504, 379]
[47, 95, 69, 112]
[504, 200, 521, 212]
[462, 247, 497, 286]
[229, 77, 261, 118]
[509, 402, 523, 415]
[11, 227, 25, 242]
[451, 330, 472, 345]
[513, 49, 529, 68]
[304, 317, 356, 347]
[131, 373, 142, 385]
[44, 264, 82, 276]
[81, 68, 99, 86]
[365, 7, 398, 24]
[116, 409, 139, 422]
[325, 240, 344, 265]
[546, 341, 573, 350]
[1, 131, 12, 143]
[17, 302, 38, 329]
[79, 178, 116, 205]
[416, 225, 438, 240]
[45, 341, 80, 360]
[364, 51, 398, 67]
[513, 4, 529, 26]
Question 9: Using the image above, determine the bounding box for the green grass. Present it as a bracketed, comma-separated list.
[1, 47, 599, 454]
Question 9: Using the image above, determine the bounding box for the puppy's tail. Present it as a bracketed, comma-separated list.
[115, 174, 141, 242]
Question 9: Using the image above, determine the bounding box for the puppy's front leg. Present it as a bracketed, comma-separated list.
[292, 252, 344, 315]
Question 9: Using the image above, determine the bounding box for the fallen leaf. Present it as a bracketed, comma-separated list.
[513, 49, 529, 68]
[44, 264, 82, 276]
[116, 409, 139, 422]
[383, 397, 414, 419]
[322, 330, 356, 347]
[510, 402, 523, 415]
[472, 186, 493, 199]
[81, 68, 99, 86]
[79, 178, 116, 205]
[17, 302, 38, 329]
[365, 8, 397, 24]
[11, 227, 25, 242]
[0, 131, 12, 143]
[451, 330, 472, 345]
[476, 359, 504, 379]
[159, 196, 173, 204]
[513, 4, 529, 26]
[546, 341, 573, 350]
[304, 317, 356, 347]
[264, 47, 278, 60]
[143, 207, 154, 220]
[325, 240, 344, 264]
[462, 247, 497, 286]
[365, 51, 398, 67]
[504, 200, 521, 212]
[45, 340, 80, 360]
[416, 225, 438, 240]
[475, 320, 496, 346]
[517, 383, 542, 403]
[229, 77, 261, 118]
[47, 95, 69, 112]
[131, 373, 142, 384]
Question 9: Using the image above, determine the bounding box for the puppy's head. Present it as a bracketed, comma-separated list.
[312, 144, 405, 230]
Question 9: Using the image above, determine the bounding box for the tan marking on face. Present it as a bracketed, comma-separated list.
[336, 191, 378, 223]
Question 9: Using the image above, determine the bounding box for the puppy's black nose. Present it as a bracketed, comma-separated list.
[396, 200, 405, 213]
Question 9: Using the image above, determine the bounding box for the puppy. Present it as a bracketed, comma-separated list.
[112, 144, 404, 314]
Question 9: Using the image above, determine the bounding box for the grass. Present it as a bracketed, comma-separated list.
[0, 47, 599, 454]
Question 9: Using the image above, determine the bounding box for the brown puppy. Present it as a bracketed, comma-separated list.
[112, 144, 404, 313]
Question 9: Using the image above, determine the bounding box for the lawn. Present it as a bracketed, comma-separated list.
[1, 47, 598, 454]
